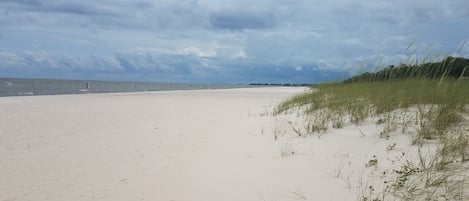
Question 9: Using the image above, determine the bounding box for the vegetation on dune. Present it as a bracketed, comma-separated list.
[344, 56, 469, 82]
[276, 78, 469, 140]
[274, 56, 469, 200]
[275, 56, 469, 136]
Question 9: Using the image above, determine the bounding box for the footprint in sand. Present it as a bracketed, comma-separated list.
[119, 178, 129, 184]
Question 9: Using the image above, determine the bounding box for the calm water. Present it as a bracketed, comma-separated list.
[0, 78, 251, 97]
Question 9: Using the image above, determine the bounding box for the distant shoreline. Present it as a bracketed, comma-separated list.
[248, 83, 312, 87]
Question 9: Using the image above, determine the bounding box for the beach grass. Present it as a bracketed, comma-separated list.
[275, 78, 469, 142]
[274, 58, 469, 200]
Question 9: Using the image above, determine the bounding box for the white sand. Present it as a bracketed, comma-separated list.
[0, 87, 318, 201]
[1, 87, 452, 201]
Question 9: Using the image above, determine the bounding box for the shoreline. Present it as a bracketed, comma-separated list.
[0, 86, 306, 99]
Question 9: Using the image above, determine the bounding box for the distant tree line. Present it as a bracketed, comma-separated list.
[344, 56, 469, 83]
[248, 83, 311, 86]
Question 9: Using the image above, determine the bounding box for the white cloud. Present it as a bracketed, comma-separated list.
[342, 38, 363, 46]
[294, 66, 303, 71]
[181, 46, 217, 58]
[232, 50, 247, 59]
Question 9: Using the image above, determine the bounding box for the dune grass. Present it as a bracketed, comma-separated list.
[274, 77, 469, 200]
[275, 78, 469, 137]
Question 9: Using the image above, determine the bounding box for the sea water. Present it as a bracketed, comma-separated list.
[0, 78, 250, 97]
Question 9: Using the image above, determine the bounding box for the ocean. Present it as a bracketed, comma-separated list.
[0, 78, 251, 97]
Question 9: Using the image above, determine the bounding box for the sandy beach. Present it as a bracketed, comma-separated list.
[1, 87, 335, 201]
[4, 87, 462, 201]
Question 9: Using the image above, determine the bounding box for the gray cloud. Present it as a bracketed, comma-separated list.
[0, 50, 350, 83]
[0, 0, 42, 6]
[40, 3, 119, 16]
[1, 0, 469, 83]
[209, 10, 274, 30]
[0, 0, 121, 16]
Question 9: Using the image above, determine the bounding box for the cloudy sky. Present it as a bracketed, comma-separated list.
[1, 0, 468, 83]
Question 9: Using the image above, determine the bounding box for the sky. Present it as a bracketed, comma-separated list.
[0, 0, 468, 83]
